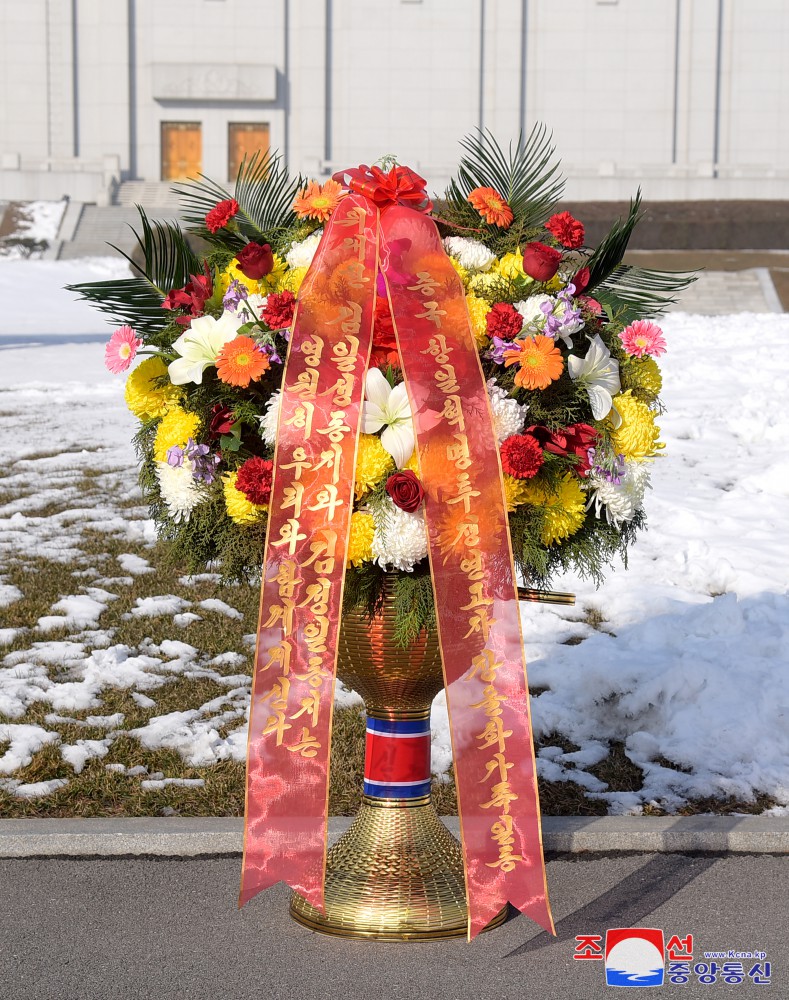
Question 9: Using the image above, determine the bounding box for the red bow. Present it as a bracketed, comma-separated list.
[333, 164, 433, 213]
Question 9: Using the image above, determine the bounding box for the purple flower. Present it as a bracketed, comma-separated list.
[166, 445, 185, 467]
[262, 341, 283, 365]
[487, 336, 516, 365]
[223, 279, 249, 313]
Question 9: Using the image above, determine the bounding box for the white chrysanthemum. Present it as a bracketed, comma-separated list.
[515, 293, 584, 346]
[371, 497, 429, 572]
[258, 390, 280, 447]
[442, 236, 496, 272]
[155, 459, 206, 523]
[586, 463, 651, 528]
[487, 379, 528, 443]
[514, 294, 552, 330]
[238, 292, 268, 323]
[285, 230, 322, 270]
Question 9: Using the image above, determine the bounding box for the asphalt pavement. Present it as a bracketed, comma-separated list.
[1, 851, 785, 1000]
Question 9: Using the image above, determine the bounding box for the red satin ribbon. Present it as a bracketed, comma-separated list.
[240, 171, 553, 941]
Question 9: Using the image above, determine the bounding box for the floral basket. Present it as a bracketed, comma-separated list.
[70, 128, 693, 938]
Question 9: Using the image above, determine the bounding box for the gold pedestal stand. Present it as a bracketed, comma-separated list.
[289, 577, 507, 940]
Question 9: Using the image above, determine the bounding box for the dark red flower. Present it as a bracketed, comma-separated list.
[386, 470, 425, 512]
[485, 302, 523, 341]
[208, 403, 235, 439]
[545, 211, 585, 249]
[236, 241, 274, 280]
[235, 456, 274, 506]
[500, 434, 544, 479]
[370, 297, 400, 369]
[527, 423, 599, 476]
[261, 290, 296, 330]
[161, 262, 213, 325]
[572, 266, 591, 295]
[205, 198, 239, 234]
[521, 242, 563, 282]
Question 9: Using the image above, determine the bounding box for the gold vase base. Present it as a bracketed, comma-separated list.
[289, 798, 508, 941]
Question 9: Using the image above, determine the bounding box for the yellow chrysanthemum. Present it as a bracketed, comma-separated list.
[222, 471, 266, 525]
[502, 474, 530, 512]
[354, 434, 395, 499]
[520, 473, 586, 546]
[347, 512, 375, 567]
[626, 357, 663, 399]
[466, 271, 501, 298]
[220, 254, 287, 296]
[153, 406, 201, 463]
[465, 293, 491, 348]
[610, 390, 663, 461]
[544, 274, 564, 293]
[496, 252, 528, 281]
[448, 256, 469, 286]
[124, 357, 181, 421]
[404, 450, 420, 475]
[279, 266, 308, 294]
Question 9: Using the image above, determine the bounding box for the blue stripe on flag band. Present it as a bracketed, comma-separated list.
[364, 778, 432, 799]
[366, 717, 431, 736]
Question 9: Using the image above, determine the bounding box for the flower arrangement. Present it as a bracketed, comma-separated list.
[71, 130, 692, 641]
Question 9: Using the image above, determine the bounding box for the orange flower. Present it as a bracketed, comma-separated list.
[292, 179, 343, 221]
[467, 186, 513, 228]
[215, 336, 270, 387]
[504, 335, 564, 390]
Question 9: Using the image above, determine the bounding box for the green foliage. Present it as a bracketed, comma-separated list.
[446, 126, 565, 232]
[595, 265, 697, 321]
[66, 207, 200, 336]
[391, 568, 437, 647]
[174, 151, 304, 251]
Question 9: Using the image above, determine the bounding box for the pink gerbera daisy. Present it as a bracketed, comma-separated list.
[105, 325, 143, 373]
[619, 320, 667, 358]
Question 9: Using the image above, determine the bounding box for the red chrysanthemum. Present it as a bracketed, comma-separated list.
[205, 198, 239, 234]
[261, 290, 296, 330]
[485, 302, 523, 341]
[500, 434, 544, 479]
[545, 211, 585, 249]
[235, 456, 274, 506]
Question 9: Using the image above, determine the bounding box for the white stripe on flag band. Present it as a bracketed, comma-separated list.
[365, 729, 430, 739]
[364, 779, 431, 788]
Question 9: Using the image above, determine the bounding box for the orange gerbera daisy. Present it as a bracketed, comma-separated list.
[467, 186, 513, 228]
[503, 335, 564, 390]
[292, 179, 343, 221]
[215, 336, 270, 388]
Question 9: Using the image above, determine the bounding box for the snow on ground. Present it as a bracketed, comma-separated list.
[0, 260, 787, 810]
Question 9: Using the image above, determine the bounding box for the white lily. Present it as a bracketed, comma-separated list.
[168, 310, 242, 385]
[567, 334, 622, 427]
[362, 368, 414, 468]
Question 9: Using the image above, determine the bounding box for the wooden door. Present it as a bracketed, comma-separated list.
[228, 123, 270, 181]
[161, 122, 202, 181]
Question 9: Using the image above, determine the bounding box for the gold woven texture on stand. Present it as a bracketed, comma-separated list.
[289, 575, 507, 940]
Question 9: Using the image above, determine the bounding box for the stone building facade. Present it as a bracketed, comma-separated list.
[1, 0, 787, 203]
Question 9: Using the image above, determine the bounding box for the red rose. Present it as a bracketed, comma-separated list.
[385, 470, 425, 512]
[208, 403, 235, 439]
[371, 297, 400, 369]
[235, 241, 274, 280]
[205, 198, 239, 234]
[485, 302, 523, 341]
[545, 211, 585, 249]
[235, 456, 274, 506]
[500, 434, 544, 479]
[261, 289, 296, 330]
[572, 266, 591, 295]
[521, 242, 563, 282]
[528, 423, 599, 476]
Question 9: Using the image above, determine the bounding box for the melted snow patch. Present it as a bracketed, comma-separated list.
[36, 588, 117, 633]
[130, 595, 191, 618]
[197, 598, 243, 620]
[117, 553, 154, 575]
[0, 724, 60, 773]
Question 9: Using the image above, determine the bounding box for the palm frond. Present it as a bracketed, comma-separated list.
[595, 264, 698, 320]
[583, 193, 643, 293]
[174, 151, 304, 248]
[446, 126, 565, 228]
[66, 207, 199, 335]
